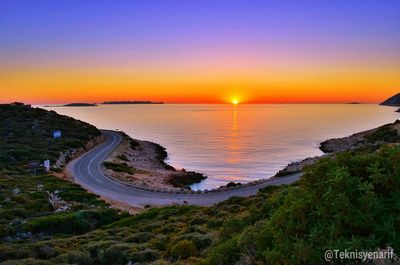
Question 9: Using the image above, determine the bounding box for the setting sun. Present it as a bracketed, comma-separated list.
[232, 98, 239, 105]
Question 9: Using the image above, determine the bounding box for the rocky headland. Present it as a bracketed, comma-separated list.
[102, 133, 206, 190]
[380, 92, 400, 107]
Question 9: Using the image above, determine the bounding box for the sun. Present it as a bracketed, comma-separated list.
[231, 98, 239, 105]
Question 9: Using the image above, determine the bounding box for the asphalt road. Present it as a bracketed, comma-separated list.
[67, 130, 302, 207]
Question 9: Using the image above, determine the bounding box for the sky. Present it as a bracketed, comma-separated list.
[0, 0, 399, 104]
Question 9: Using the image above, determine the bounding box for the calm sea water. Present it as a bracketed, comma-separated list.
[42, 104, 399, 189]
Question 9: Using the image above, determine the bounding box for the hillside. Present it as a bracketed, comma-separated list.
[0, 103, 126, 262]
[1, 104, 399, 264]
[0, 103, 101, 167]
[380, 93, 400, 106]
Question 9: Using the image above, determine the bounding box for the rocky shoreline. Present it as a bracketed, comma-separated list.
[276, 120, 400, 177]
[103, 133, 207, 191]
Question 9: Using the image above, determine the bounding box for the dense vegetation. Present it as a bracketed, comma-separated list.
[103, 161, 136, 174]
[0, 103, 100, 169]
[365, 124, 400, 144]
[0, 104, 123, 263]
[1, 103, 399, 264]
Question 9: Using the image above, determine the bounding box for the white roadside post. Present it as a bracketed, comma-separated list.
[44, 159, 50, 172]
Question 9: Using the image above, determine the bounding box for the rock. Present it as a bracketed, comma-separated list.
[219, 182, 242, 188]
[380, 93, 400, 106]
[46, 191, 71, 212]
[16, 232, 32, 239]
[320, 138, 362, 153]
[276, 156, 322, 177]
[12, 188, 21, 195]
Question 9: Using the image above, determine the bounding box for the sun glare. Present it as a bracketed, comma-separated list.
[232, 98, 239, 105]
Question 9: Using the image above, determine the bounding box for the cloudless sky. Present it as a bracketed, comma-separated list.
[0, 0, 399, 103]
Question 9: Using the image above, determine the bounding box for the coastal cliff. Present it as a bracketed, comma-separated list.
[380, 92, 400, 106]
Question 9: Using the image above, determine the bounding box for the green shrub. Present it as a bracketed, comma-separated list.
[365, 125, 400, 143]
[204, 236, 240, 265]
[83, 240, 117, 257]
[170, 240, 198, 260]
[117, 154, 129, 161]
[127, 231, 154, 243]
[103, 162, 135, 174]
[52, 250, 93, 265]
[23, 209, 120, 235]
[99, 243, 138, 265]
[219, 217, 247, 240]
[175, 233, 213, 251]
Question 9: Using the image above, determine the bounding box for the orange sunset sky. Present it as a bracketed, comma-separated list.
[1, 1, 399, 104]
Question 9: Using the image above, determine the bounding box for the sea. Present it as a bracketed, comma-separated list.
[42, 104, 399, 190]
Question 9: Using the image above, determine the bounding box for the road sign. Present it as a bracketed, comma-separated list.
[53, 130, 61, 138]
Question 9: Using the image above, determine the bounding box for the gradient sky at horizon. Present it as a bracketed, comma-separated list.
[0, 0, 399, 104]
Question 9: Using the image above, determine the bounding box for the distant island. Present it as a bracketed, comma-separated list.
[346, 102, 361, 104]
[380, 92, 400, 106]
[63, 103, 97, 107]
[102, 101, 164, 104]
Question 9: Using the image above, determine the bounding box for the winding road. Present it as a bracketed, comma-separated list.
[67, 130, 302, 207]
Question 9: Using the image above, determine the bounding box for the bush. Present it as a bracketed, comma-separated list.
[103, 162, 135, 174]
[175, 233, 213, 251]
[117, 154, 129, 161]
[52, 250, 93, 265]
[204, 236, 240, 265]
[365, 125, 400, 143]
[170, 240, 198, 260]
[127, 231, 154, 243]
[23, 209, 120, 235]
[99, 243, 138, 265]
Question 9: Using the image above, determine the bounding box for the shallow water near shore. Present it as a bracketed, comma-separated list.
[42, 104, 399, 190]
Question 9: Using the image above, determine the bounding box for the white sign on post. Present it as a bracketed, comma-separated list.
[44, 160, 50, 172]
